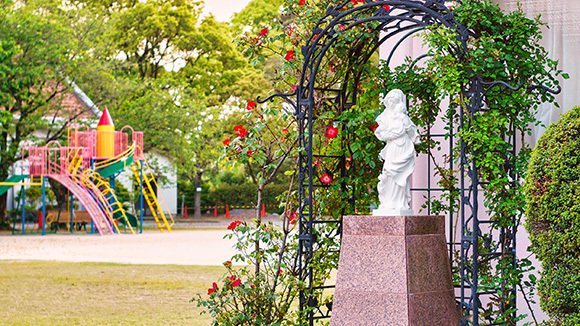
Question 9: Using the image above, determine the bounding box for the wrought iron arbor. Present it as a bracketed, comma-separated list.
[259, 1, 559, 325]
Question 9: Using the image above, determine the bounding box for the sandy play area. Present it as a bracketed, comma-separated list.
[0, 230, 237, 265]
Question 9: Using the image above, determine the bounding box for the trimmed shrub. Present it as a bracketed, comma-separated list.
[180, 181, 289, 214]
[525, 106, 580, 325]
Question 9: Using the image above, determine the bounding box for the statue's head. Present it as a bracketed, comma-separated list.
[380, 89, 406, 114]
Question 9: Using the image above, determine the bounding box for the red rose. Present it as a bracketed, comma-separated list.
[328, 63, 336, 72]
[236, 147, 242, 153]
[383, 5, 390, 11]
[298, 0, 305, 5]
[282, 128, 289, 134]
[227, 220, 242, 230]
[259, 28, 267, 36]
[289, 211, 297, 225]
[223, 139, 230, 146]
[285, 50, 295, 60]
[246, 100, 255, 110]
[369, 122, 378, 132]
[234, 125, 243, 132]
[208, 288, 215, 295]
[321, 173, 332, 184]
[212, 282, 218, 290]
[223, 261, 232, 267]
[237, 128, 248, 137]
[247, 149, 253, 156]
[232, 278, 241, 287]
[326, 126, 339, 138]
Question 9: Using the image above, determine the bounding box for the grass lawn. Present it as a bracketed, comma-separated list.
[0, 261, 219, 325]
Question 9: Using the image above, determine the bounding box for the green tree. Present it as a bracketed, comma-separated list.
[230, 0, 284, 33]
[67, 0, 269, 218]
[0, 0, 84, 226]
[172, 104, 223, 219]
[108, 0, 200, 79]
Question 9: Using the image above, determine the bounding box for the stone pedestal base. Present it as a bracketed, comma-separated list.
[330, 215, 460, 326]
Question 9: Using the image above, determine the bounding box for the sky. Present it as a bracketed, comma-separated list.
[202, 0, 253, 22]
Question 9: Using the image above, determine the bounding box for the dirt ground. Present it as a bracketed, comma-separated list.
[0, 210, 282, 266]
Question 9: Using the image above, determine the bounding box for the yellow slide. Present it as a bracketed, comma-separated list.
[131, 160, 173, 232]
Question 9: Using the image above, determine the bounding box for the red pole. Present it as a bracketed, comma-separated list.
[184, 206, 188, 219]
[214, 205, 217, 217]
[261, 203, 266, 217]
[38, 211, 43, 229]
[226, 205, 230, 218]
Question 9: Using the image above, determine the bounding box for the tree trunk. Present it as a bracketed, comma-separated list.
[0, 165, 9, 228]
[0, 193, 7, 229]
[194, 170, 202, 219]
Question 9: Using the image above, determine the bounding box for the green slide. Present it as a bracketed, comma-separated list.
[0, 175, 28, 196]
[113, 211, 138, 228]
[124, 212, 138, 227]
[98, 154, 134, 178]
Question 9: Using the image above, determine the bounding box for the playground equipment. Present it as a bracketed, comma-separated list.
[0, 107, 174, 235]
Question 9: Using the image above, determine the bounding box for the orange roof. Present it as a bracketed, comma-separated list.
[97, 107, 114, 127]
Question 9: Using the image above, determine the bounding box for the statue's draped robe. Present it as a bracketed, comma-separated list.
[375, 108, 419, 210]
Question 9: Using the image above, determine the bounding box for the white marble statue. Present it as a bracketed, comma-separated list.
[373, 89, 420, 216]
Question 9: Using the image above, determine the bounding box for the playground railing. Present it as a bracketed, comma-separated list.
[133, 131, 144, 160]
[69, 130, 96, 159]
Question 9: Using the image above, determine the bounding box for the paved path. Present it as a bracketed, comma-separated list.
[0, 230, 237, 266]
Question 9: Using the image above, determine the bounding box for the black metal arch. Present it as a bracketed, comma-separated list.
[258, 1, 559, 325]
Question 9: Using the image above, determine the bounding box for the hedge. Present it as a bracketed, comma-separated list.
[525, 106, 580, 325]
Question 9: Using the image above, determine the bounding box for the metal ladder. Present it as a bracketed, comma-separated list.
[131, 160, 172, 232]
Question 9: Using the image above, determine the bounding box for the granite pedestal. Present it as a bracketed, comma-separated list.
[330, 215, 460, 326]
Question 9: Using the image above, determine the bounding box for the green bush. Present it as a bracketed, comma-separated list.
[179, 180, 289, 214]
[525, 106, 580, 325]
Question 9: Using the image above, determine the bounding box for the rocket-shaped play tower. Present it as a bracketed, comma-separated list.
[96, 107, 115, 158]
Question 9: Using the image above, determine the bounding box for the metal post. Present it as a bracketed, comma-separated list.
[41, 176, 46, 236]
[110, 176, 116, 234]
[21, 185, 25, 235]
[140, 160, 144, 234]
[10, 165, 15, 215]
[70, 192, 74, 234]
[90, 159, 95, 234]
